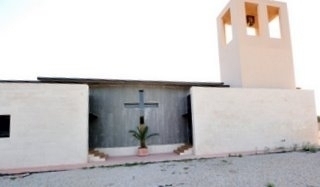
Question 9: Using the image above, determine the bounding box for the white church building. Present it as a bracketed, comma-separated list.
[0, 0, 318, 171]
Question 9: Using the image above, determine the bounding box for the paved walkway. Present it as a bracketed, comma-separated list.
[0, 153, 197, 175]
[1, 152, 320, 187]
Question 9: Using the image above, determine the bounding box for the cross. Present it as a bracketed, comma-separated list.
[124, 90, 159, 121]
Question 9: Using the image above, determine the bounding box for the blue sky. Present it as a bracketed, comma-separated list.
[0, 0, 319, 114]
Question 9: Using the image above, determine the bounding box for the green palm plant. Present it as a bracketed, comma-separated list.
[129, 120, 159, 148]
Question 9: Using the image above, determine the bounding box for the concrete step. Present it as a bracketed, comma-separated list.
[88, 149, 108, 162]
[174, 144, 192, 156]
[88, 155, 106, 162]
[179, 148, 193, 156]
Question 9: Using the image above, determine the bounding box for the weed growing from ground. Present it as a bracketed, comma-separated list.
[228, 153, 242, 158]
[265, 182, 275, 187]
[301, 143, 319, 153]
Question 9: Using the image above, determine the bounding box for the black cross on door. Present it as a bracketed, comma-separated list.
[124, 90, 159, 123]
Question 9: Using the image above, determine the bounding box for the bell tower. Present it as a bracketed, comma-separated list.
[217, 0, 296, 89]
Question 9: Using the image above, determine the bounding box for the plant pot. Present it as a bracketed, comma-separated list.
[137, 148, 149, 156]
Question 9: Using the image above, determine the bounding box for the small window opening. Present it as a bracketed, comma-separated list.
[222, 9, 233, 44]
[268, 6, 281, 38]
[0, 115, 10, 138]
[245, 3, 259, 36]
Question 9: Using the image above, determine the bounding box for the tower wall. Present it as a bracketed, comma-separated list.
[217, 0, 295, 89]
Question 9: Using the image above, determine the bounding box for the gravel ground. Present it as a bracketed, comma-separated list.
[1, 152, 320, 187]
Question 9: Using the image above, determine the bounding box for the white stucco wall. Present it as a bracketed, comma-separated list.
[191, 87, 318, 156]
[0, 83, 89, 170]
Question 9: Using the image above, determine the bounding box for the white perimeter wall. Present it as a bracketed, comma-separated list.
[191, 87, 318, 156]
[0, 83, 89, 170]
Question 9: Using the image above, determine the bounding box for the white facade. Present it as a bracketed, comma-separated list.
[191, 87, 318, 156]
[0, 83, 89, 170]
[217, 0, 295, 89]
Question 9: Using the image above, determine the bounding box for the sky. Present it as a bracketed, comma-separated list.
[0, 0, 319, 114]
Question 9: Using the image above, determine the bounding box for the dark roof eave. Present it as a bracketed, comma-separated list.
[37, 77, 229, 87]
[0, 80, 40, 83]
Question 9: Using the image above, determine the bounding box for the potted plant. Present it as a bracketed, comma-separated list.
[129, 117, 159, 156]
